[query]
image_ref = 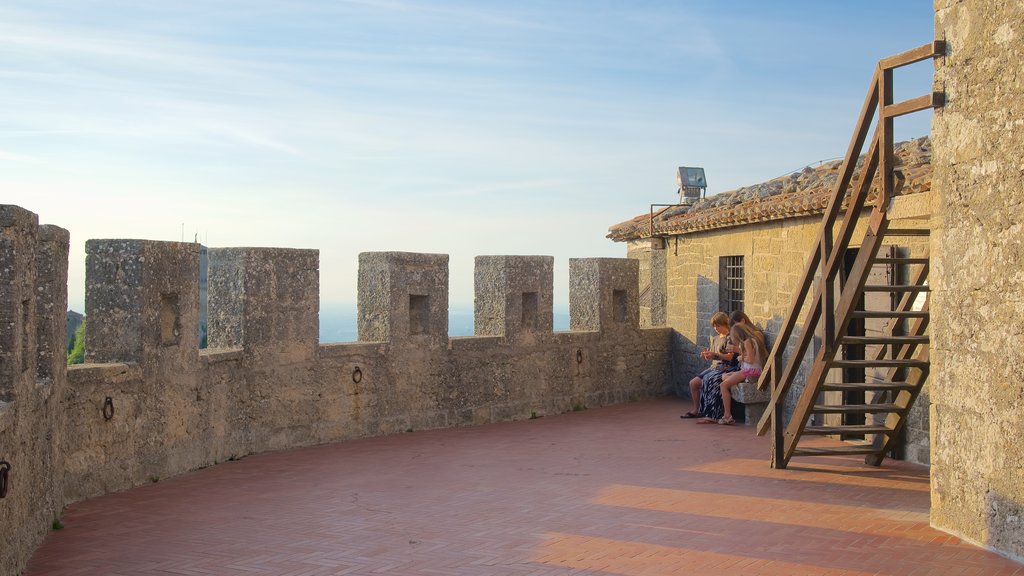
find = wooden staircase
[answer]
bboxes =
[755,42,944,469]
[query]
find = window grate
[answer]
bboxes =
[719,256,744,313]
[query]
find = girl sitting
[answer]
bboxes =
[716,322,766,425]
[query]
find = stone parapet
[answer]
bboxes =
[0,206,673,576]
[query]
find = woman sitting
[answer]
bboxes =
[681,312,734,418]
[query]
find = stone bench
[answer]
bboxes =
[732,379,770,425]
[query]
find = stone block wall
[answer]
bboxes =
[358,252,448,346]
[660,209,931,437]
[0,206,673,576]
[474,255,554,340]
[569,258,640,333]
[664,219,820,416]
[0,206,68,576]
[932,0,1024,562]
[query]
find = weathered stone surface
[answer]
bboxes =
[208,247,319,363]
[358,252,448,346]
[85,239,200,366]
[474,255,554,339]
[0,205,67,576]
[569,258,640,333]
[628,241,667,328]
[932,0,1024,561]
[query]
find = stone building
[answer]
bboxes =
[607,137,933,460]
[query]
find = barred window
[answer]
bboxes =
[719,256,744,313]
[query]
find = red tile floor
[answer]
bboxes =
[27,399,1024,575]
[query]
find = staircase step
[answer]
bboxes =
[885,228,930,236]
[831,359,928,369]
[803,424,893,435]
[873,257,929,265]
[851,310,929,319]
[821,381,918,392]
[812,403,903,414]
[839,335,929,346]
[792,445,879,457]
[862,284,930,292]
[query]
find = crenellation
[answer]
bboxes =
[35,225,70,385]
[568,258,640,333]
[358,251,449,346]
[474,255,554,339]
[0,205,68,576]
[84,240,201,366]
[208,247,320,363]
[0,205,40,403]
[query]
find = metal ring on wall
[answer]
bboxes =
[0,461,10,499]
[102,397,114,421]
[352,367,363,384]
[576,350,583,364]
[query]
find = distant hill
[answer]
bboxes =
[66,310,84,352]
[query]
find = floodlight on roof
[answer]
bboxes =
[677,166,707,205]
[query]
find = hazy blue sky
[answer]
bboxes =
[2,1,937,312]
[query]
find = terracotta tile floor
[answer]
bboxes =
[26,399,1024,576]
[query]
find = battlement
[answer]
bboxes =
[0,205,673,574]
[75,242,644,358]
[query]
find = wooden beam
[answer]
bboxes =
[879,69,895,208]
[756,289,823,435]
[884,92,945,118]
[823,138,880,292]
[879,40,944,70]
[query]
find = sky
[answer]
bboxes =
[1,0,937,313]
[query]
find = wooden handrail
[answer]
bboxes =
[878,40,945,70]
[755,69,880,396]
[755,41,944,451]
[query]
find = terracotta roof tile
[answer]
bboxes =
[607,137,932,242]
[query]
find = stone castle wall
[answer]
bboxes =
[0,206,68,576]
[932,0,1024,562]
[0,207,672,576]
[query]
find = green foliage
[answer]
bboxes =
[67,320,85,365]
[52,518,64,531]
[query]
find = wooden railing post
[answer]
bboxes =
[880,67,895,208]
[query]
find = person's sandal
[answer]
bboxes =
[717,416,735,425]
[680,411,701,419]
